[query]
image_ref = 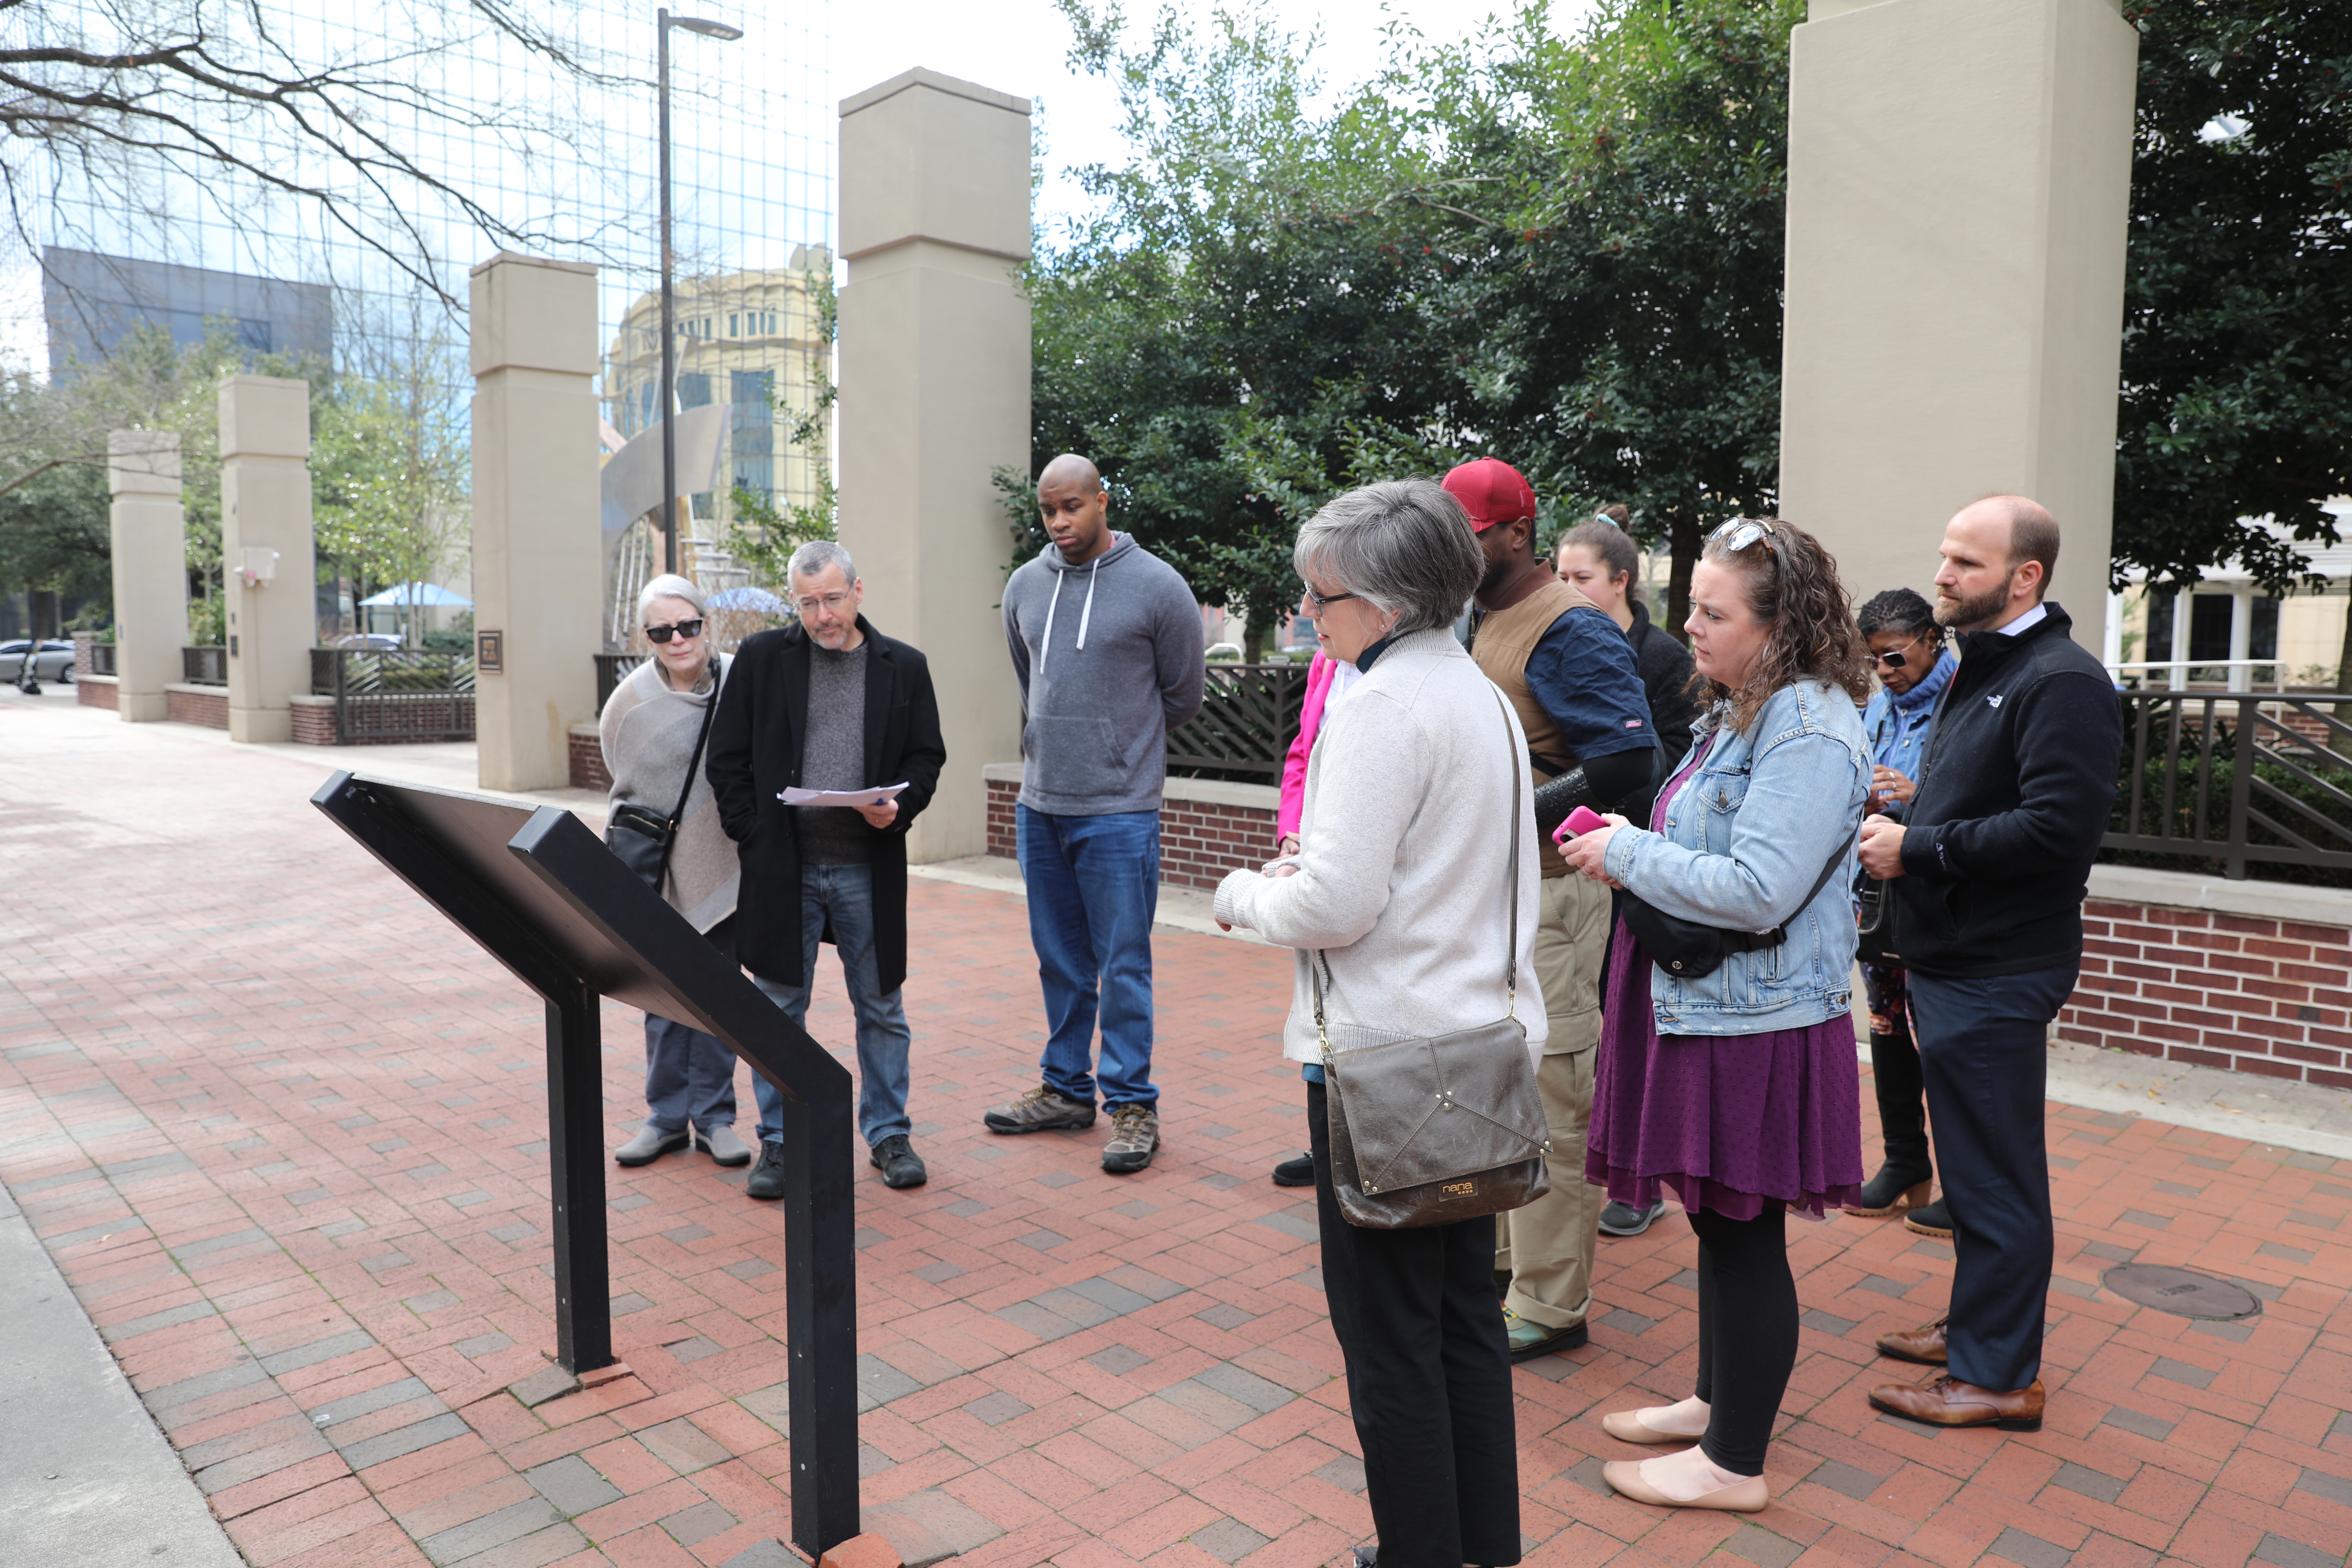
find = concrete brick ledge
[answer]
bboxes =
[978,760,1279,812]
[2087,861,2352,928]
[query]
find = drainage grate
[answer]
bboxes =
[2100,1264,2263,1321]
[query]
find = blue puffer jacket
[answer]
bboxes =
[1602,679,1870,1036]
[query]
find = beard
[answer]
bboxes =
[1935,581,2011,629]
[1477,554,1515,597]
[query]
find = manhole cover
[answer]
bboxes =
[2101,1264,2262,1321]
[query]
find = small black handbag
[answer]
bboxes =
[604,667,721,894]
[1620,841,1849,979]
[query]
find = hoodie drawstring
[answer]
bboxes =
[1037,554,1104,674]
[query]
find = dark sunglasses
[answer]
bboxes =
[644,619,704,644]
[1873,638,1935,669]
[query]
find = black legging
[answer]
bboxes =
[1688,1207,1798,1476]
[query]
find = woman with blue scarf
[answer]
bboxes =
[1850,589,1956,1230]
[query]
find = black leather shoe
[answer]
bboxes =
[1272,1154,1314,1187]
[1903,1198,1953,1238]
[745,1139,787,1201]
[869,1135,928,1189]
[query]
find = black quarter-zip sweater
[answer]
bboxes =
[1888,601,2123,977]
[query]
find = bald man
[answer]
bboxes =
[988,455,1206,1175]
[1855,495,2121,1433]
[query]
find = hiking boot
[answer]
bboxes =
[745,1139,788,1201]
[1271,1153,1314,1187]
[984,1084,1096,1134]
[1101,1104,1160,1174]
[869,1134,928,1189]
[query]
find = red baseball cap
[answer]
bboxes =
[1442,458,1537,532]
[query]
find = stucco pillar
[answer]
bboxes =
[219,374,315,743]
[106,430,186,722]
[837,69,1032,863]
[1778,0,2138,651]
[469,252,601,792]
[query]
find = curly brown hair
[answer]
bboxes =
[1693,516,1871,733]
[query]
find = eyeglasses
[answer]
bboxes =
[644,619,704,644]
[793,591,854,615]
[1710,515,1778,553]
[1301,586,1359,614]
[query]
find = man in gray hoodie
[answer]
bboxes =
[989,454,1206,1173]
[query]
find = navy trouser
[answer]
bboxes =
[1907,962,2077,1392]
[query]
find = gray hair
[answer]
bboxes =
[1293,479,1483,635]
[787,538,857,586]
[636,572,707,622]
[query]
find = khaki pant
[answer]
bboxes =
[1496,871,1611,1330]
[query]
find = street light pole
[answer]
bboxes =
[655,8,743,582]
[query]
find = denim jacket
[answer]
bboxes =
[1601,679,1870,1036]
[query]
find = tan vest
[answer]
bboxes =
[1472,576,1603,878]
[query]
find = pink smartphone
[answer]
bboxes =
[1554,806,1608,844]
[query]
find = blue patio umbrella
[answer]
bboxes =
[706,586,785,613]
[358,582,474,608]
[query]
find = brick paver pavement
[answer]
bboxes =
[3,703,2349,1568]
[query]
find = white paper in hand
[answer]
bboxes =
[777,781,910,808]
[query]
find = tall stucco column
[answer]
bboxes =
[219,374,316,743]
[837,69,1032,864]
[107,430,187,722]
[469,252,601,792]
[1778,0,2138,648]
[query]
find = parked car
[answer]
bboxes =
[2,639,74,682]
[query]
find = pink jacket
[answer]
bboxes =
[1277,651,1340,840]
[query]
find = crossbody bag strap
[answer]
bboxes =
[654,659,724,884]
[1314,683,1523,1048]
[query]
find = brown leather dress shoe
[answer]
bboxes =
[1875,1316,1949,1365]
[1868,1371,2044,1432]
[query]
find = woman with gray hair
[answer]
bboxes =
[599,572,750,1172]
[1214,479,1542,1568]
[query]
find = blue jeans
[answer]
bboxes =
[1909,960,2078,1391]
[1016,803,1159,1110]
[750,863,914,1149]
[645,917,739,1135]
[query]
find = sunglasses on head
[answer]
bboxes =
[1710,515,1778,554]
[644,618,704,644]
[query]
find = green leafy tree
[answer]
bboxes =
[2112,0,2352,683]
[726,259,839,584]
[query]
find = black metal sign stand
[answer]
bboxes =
[313,771,858,1558]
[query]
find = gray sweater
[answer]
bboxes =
[1003,534,1206,816]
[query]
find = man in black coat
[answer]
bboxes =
[1856,495,2122,1434]
[708,540,947,1194]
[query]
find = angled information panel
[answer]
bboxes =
[311,771,857,1557]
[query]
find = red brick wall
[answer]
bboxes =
[167,686,227,729]
[2060,899,2352,1090]
[78,677,117,711]
[571,727,611,792]
[983,778,1279,891]
[290,699,336,746]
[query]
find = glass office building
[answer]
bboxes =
[14,0,832,635]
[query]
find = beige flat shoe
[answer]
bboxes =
[1602,1459,1769,1512]
[1601,1409,1706,1445]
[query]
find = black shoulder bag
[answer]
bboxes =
[605,663,722,894]
[1621,838,1850,979]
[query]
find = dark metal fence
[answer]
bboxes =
[1167,662,1312,783]
[311,648,476,743]
[182,645,227,685]
[595,652,646,712]
[2106,691,2352,881]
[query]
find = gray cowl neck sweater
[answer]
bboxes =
[1001,532,1207,816]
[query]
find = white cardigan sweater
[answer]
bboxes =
[1212,628,1548,1070]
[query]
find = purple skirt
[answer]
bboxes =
[1586,916,1865,1221]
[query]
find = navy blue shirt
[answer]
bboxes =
[1524,606,1656,765]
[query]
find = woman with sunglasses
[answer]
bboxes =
[599,573,750,1173]
[1559,515,1869,1513]
[1849,589,1957,1228]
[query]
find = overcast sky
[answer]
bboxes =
[831,0,1600,228]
